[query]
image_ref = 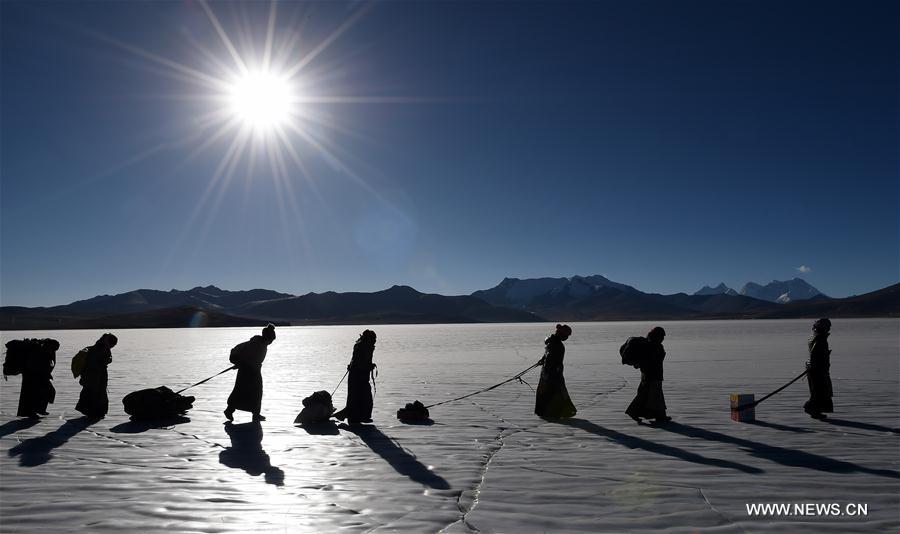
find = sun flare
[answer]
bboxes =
[227,71,295,132]
[88,0,385,261]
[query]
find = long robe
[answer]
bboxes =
[804,332,833,414]
[75,344,112,418]
[335,341,375,423]
[227,336,268,414]
[626,340,667,420]
[17,345,56,417]
[534,335,576,419]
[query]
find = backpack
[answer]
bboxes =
[3,339,37,376]
[619,336,649,368]
[229,340,253,366]
[71,348,90,378]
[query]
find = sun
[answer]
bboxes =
[227,70,295,132]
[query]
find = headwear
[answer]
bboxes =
[100,333,118,347]
[555,324,572,336]
[359,329,377,343]
[813,318,831,333]
[648,326,666,341]
[262,323,276,340]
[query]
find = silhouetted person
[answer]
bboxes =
[534,324,576,419]
[626,326,671,424]
[75,333,117,419]
[225,324,275,422]
[804,318,833,419]
[334,330,377,425]
[17,339,59,418]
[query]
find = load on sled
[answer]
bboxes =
[123,386,195,420]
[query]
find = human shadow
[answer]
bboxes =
[109,416,191,434]
[657,422,900,479]
[557,418,762,474]
[296,420,340,435]
[340,423,451,489]
[7,417,95,467]
[825,418,900,435]
[218,421,284,486]
[746,420,814,434]
[0,417,41,439]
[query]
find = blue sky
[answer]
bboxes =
[1,1,897,306]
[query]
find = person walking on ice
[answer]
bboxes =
[625,326,671,424]
[333,330,377,425]
[804,318,833,420]
[225,324,276,422]
[534,324,577,419]
[74,333,117,419]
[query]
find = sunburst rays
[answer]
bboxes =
[73,0,391,272]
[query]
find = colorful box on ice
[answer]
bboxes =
[730,393,755,422]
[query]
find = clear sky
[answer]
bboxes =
[1,0,897,307]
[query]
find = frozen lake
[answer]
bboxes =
[1,319,898,532]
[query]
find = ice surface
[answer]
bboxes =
[1,319,897,532]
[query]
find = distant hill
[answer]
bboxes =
[234,285,542,324]
[532,286,698,321]
[59,286,293,316]
[0,278,895,330]
[0,306,285,331]
[694,283,738,296]
[739,278,823,303]
[472,275,641,309]
[756,283,899,318]
[472,275,895,320]
[472,275,780,320]
[0,285,542,329]
[653,292,779,316]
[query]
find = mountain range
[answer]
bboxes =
[0,277,896,330]
[694,283,739,297]
[693,278,824,303]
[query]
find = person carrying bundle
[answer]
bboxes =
[625,326,671,424]
[224,324,276,422]
[5,338,59,418]
[534,324,576,419]
[804,318,833,419]
[74,333,117,419]
[333,330,377,425]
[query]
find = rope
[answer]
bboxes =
[174,366,236,395]
[330,369,349,397]
[517,375,535,392]
[734,369,808,411]
[425,362,542,409]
